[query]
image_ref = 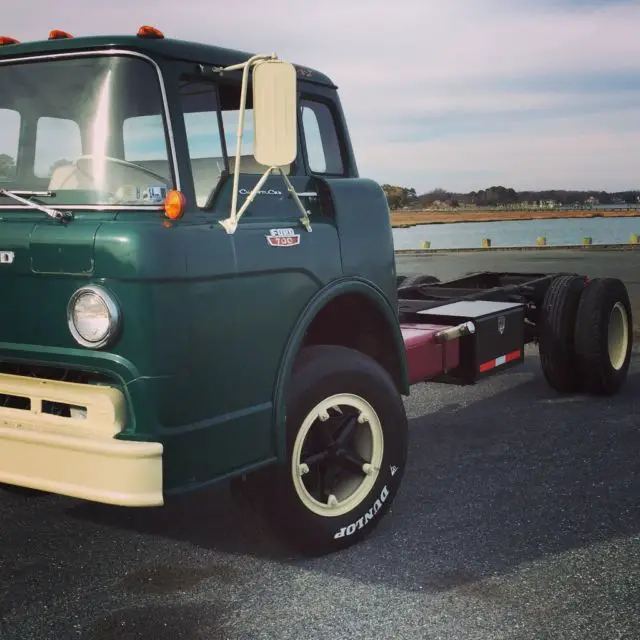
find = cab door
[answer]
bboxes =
[209,88,352,445]
[212,171,342,439]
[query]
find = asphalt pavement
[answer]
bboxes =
[1,248,639,639]
[1,348,639,640]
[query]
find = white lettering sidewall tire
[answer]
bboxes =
[267,344,408,556]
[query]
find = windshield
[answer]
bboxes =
[0,54,173,207]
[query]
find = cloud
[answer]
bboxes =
[3,0,640,192]
[362,109,640,192]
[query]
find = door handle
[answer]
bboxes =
[294,192,318,198]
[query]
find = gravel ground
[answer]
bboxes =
[1,346,638,640]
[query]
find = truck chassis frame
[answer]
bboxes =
[398,270,564,340]
[395,270,630,393]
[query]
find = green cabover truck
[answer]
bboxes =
[0,26,633,555]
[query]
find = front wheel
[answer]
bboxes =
[266,345,408,555]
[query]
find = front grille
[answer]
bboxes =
[0,392,30,411]
[0,361,120,420]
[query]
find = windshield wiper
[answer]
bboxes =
[0,189,73,222]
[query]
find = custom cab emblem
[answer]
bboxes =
[266,228,300,247]
[0,251,15,264]
[239,188,283,196]
[497,315,506,335]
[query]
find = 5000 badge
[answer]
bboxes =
[266,228,300,247]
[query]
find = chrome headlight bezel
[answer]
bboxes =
[67,285,121,349]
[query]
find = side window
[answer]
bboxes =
[300,99,344,175]
[123,115,166,161]
[122,114,171,181]
[34,117,82,179]
[220,109,254,158]
[0,108,20,181]
[179,79,225,207]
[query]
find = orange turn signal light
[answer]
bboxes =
[137,25,164,39]
[0,36,19,45]
[163,190,186,220]
[48,29,73,40]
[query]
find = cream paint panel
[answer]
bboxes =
[0,426,163,506]
[0,373,163,506]
[0,372,126,437]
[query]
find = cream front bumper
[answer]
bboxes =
[0,372,163,507]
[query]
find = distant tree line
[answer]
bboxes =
[382,183,640,210]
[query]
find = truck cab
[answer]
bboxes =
[0,27,409,554]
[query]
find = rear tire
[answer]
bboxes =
[265,345,408,556]
[538,275,586,392]
[573,277,633,395]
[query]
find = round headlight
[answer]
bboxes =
[67,285,120,348]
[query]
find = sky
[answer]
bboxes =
[3,0,640,194]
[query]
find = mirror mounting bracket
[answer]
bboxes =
[212,54,276,234]
[212,53,306,235]
[218,166,312,235]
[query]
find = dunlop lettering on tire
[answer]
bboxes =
[334,484,390,539]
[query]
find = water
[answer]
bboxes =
[392,216,640,250]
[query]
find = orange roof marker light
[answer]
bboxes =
[163,190,186,220]
[48,29,73,40]
[137,25,165,39]
[0,36,20,45]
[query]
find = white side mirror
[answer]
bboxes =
[252,59,297,167]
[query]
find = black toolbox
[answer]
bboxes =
[418,299,526,384]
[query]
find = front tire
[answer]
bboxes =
[267,345,408,556]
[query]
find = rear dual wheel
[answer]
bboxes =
[539,275,633,395]
[538,275,585,392]
[574,277,633,395]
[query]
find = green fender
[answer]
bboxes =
[271,277,409,460]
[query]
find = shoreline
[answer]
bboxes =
[391,208,640,227]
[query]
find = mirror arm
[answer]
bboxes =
[212,54,276,75]
[278,168,312,232]
[215,54,301,234]
[218,166,312,235]
[214,54,277,234]
[219,167,274,233]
